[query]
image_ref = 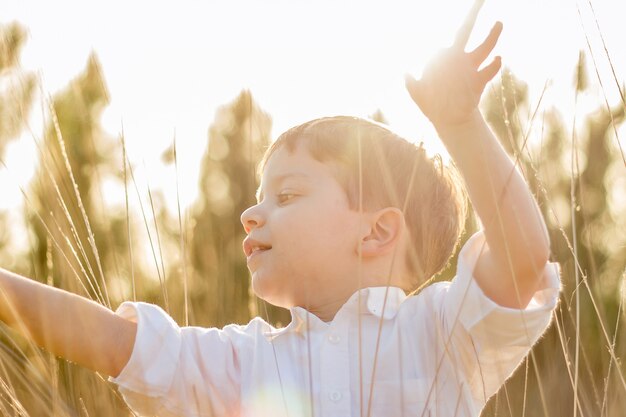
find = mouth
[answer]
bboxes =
[243,237,272,258]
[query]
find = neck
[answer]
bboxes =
[305,299,347,322]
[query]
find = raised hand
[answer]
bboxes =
[405,0,502,130]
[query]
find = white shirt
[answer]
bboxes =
[110,232,560,417]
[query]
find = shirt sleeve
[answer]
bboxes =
[439,231,560,402]
[109,302,241,417]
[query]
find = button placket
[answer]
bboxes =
[319,317,350,416]
[329,390,342,402]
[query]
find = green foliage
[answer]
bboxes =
[0,22,623,415]
[0,22,36,156]
[28,54,112,295]
[186,90,284,327]
[480,58,626,417]
[0,22,36,269]
[12,52,134,415]
[575,50,589,93]
[0,22,27,72]
[369,109,388,124]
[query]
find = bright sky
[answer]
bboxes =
[1,0,624,212]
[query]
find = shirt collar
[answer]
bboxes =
[263,286,407,341]
[358,286,407,319]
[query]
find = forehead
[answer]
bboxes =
[256,144,337,200]
[257,146,312,195]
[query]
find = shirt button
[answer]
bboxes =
[328,334,340,344]
[329,391,342,402]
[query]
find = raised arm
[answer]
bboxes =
[405,1,550,308]
[0,268,136,377]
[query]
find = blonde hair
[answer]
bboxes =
[261,116,467,290]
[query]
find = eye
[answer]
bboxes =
[277,192,297,204]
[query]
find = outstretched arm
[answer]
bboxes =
[0,268,136,377]
[405,1,551,308]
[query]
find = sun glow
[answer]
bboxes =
[2,0,624,213]
[0,2,625,416]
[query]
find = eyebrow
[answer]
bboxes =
[256,172,310,202]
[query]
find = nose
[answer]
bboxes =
[240,203,265,234]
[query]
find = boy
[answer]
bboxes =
[0,3,559,417]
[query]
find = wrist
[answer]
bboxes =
[434,110,486,143]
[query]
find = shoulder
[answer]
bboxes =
[401,280,452,311]
[217,316,277,342]
[115,301,275,347]
[395,281,452,328]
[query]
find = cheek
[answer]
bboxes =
[272,198,360,260]
[299,210,359,256]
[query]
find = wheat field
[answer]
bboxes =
[0,1,625,416]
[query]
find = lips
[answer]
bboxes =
[243,237,272,258]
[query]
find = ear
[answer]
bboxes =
[360,207,406,258]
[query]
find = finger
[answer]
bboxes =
[404,74,427,109]
[475,56,502,91]
[453,0,486,51]
[468,21,503,67]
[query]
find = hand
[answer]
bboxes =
[405,0,503,130]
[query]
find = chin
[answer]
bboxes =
[251,274,292,308]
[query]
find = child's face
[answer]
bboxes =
[241,143,365,308]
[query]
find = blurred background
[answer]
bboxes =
[0,0,624,415]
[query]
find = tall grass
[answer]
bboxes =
[0,1,625,416]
